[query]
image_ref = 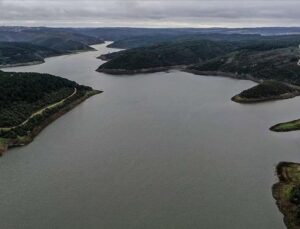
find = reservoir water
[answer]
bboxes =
[1,42,300,229]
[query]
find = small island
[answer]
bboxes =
[0,71,101,155]
[273,162,300,229]
[232,81,300,103]
[270,119,300,132]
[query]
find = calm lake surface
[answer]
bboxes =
[1,42,300,229]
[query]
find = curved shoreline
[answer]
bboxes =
[0,60,45,69]
[0,90,102,156]
[97,66,173,75]
[184,69,262,82]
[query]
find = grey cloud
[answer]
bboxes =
[0,0,300,27]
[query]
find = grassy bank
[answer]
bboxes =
[270,119,300,132]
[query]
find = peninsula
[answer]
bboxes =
[231,81,300,103]
[0,70,101,155]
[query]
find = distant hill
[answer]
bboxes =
[0,27,103,45]
[71,27,300,41]
[108,33,300,49]
[0,42,63,67]
[0,27,104,67]
[3,26,300,44]
[97,39,237,74]
[107,33,263,49]
[32,37,95,53]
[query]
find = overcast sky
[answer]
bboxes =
[0,0,299,28]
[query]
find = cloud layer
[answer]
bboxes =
[0,0,299,27]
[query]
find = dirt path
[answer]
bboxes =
[0,88,77,131]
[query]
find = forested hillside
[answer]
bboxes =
[189,47,300,85]
[0,27,104,67]
[0,71,91,128]
[97,39,237,73]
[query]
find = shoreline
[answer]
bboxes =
[270,119,300,132]
[183,69,262,83]
[0,90,102,156]
[0,60,45,69]
[97,66,260,82]
[97,66,171,75]
[97,65,300,104]
[185,69,300,105]
[97,65,188,75]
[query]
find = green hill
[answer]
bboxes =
[0,38,95,67]
[189,47,300,85]
[0,27,104,67]
[97,40,237,74]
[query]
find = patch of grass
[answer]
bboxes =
[0,138,7,145]
[0,137,8,153]
[283,184,295,200]
[273,163,300,229]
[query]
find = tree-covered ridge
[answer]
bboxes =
[108,33,300,49]
[0,38,96,67]
[0,27,103,45]
[190,47,300,85]
[98,39,237,71]
[32,37,95,53]
[0,27,105,67]
[0,42,63,66]
[98,34,300,74]
[0,70,92,127]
